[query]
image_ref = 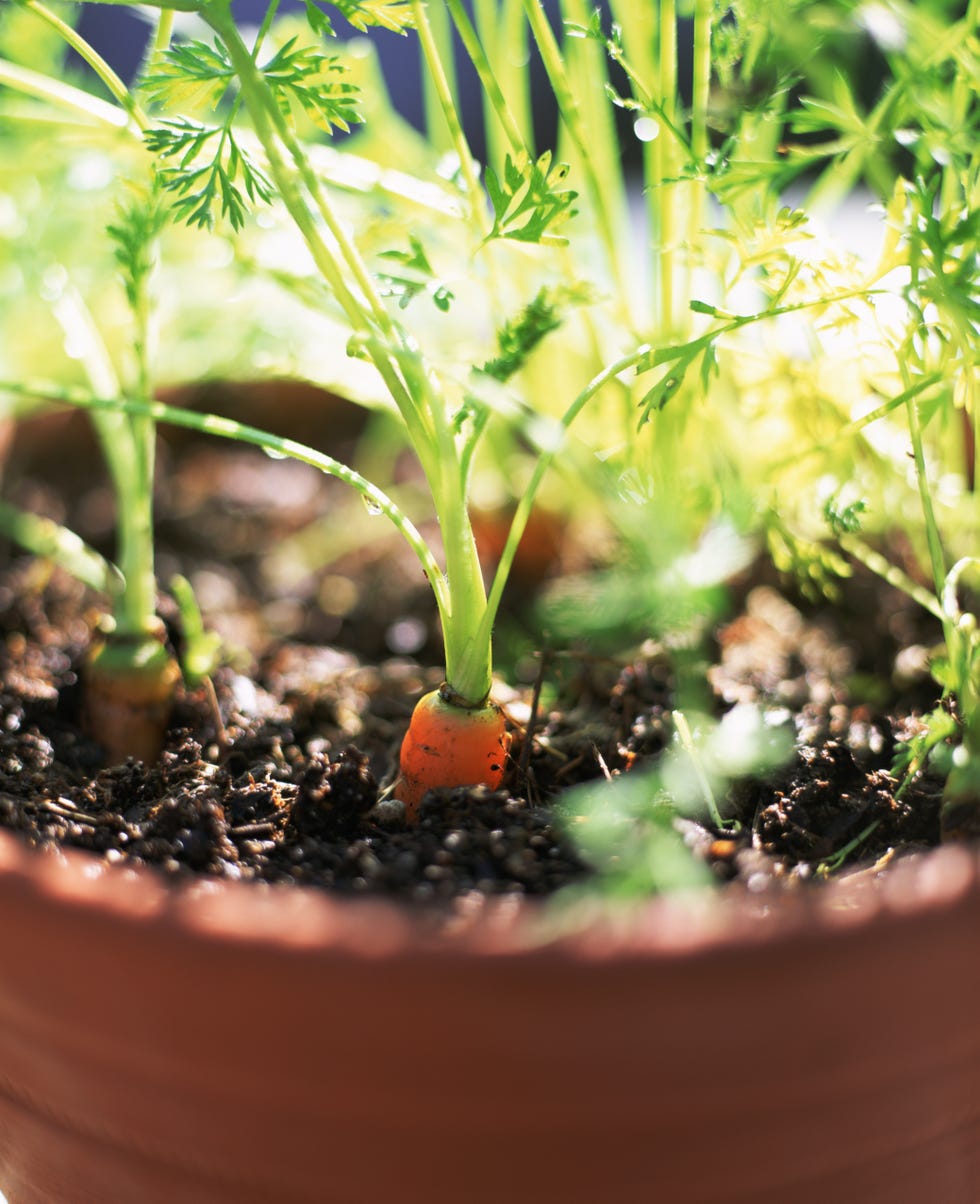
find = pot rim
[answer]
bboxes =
[0,823,975,963]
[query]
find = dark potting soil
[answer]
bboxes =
[0,550,947,909]
[0,409,952,906]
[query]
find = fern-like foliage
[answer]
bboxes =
[482,285,592,382]
[143,32,361,230]
[484,151,578,245]
[304,0,415,37]
[376,237,454,311]
[141,38,236,111]
[106,184,168,310]
[260,37,362,133]
[144,118,273,231]
[766,512,853,603]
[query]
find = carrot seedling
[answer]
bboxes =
[15,0,972,830]
[0,9,179,765]
[130,0,662,811]
[62,0,793,811]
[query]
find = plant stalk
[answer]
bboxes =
[22,0,148,128]
[523,0,625,300]
[412,0,487,234]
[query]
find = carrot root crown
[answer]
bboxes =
[83,628,180,767]
[394,687,511,820]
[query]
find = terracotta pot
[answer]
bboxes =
[0,827,978,1204]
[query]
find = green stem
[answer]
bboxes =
[49,283,130,478]
[475,343,653,657]
[0,57,131,128]
[412,0,487,233]
[437,472,491,705]
[903,218,949,630]
[657,0,677,334]
[523,0,624,299]
[23,0,147,129]
[204,4,427,450]
[0,380,451,631]
[153,10,175,55]
[501,0,533,155]
[134,8,176,81]
[212,17,368,327]
[0,500,118,595]
[113,439,158,637]
[123,196,161,639]
[419,0,458,153]
[672,710,726,829]
[608,0,661,327]
[904,377,948,614]
[204,4,496,696]
[560,0,629,268]
[687,0,712,320]
[206,6,399,342]
[367,350,488,702]
[48,283,158,637]
[450,0,526,162]
[838,535,945,623]
[253,0,282,53]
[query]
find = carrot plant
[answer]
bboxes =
[0,3,186,764]
[733,0,980,839]
[522,0,979,877]
[846,169,980,838]
[84,184,194,765]
[158,0,806,811]
[104,0,734,807]
[4,0,974,839]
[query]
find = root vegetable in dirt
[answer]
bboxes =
[395,686,510,820]
[79,188,182,765]
[134,0,661,809]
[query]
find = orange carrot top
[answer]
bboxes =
[395,686,511,820]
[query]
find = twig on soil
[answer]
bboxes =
[518,646,550,788]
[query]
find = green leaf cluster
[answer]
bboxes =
[376,237,454,311]
[106,184,168,310]
[822,494,868,538]
[142,31,362,231]
[261,38,362,133]
[561,704,790,900]
[304,0,416,38]
[482,285,591,383]
[144,117,273,230]
[766,513,853,604]
[484,151,578,245]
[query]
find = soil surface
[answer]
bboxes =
[0,405,951,909]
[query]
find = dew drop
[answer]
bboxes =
[633,116,659,143]
[363,495,383,516]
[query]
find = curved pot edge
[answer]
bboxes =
[1,824,976,963]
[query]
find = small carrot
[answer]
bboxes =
[84,628,181,767]
[394,685,511,820]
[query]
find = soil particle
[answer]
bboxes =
[288,748,377,837]
[753,739,934,863]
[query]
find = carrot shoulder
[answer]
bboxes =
[395,687,511,820]
[84,631,180,767]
